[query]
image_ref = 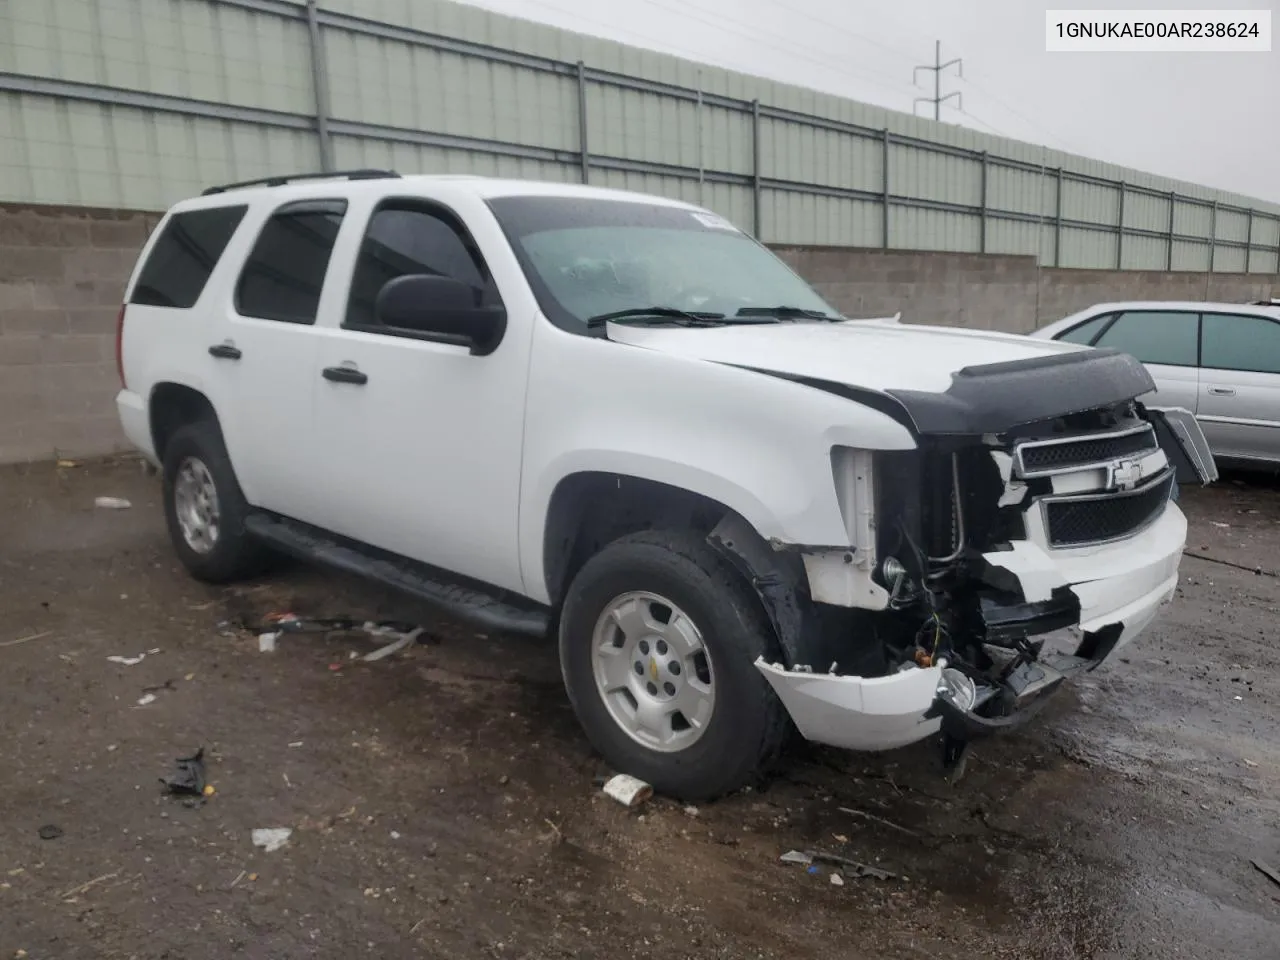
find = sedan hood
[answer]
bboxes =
[605,318,1157,435]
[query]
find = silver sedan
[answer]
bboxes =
[1030,300,1280,467]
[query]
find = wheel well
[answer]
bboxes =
[543,473,733,606]
[150,383,218,461]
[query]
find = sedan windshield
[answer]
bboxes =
[485,196,840,332]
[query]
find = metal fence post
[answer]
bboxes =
[1053,168,1063,268]
[1167,192,1176,271]
[882,129,891,249]
[1116,181,1125,270]
[1209,199,1218,273]
[979,151,988,255]
[1245,208,1254,273]
[576,61,589,184]
[751,99,762,239]
[304,0,333,172]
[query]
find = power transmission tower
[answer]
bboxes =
[913,40,963,121]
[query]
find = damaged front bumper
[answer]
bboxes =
[756,503,1185,754]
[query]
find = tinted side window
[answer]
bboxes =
[1056,312,1113,345]
[1093,310,1198,367]
[130,206,247,308]
[1201,313,1280,375]
[346,204,498,329]
[236,200,347,325]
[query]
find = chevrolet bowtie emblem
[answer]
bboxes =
[1109,458,1142,492]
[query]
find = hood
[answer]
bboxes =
[604,319,1085,394]
[605,319,1156,436]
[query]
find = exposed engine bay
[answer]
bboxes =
[740,383,1215,775]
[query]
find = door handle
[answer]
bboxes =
[208,343,241,360]
[1208,386,1236,397]
[322,365,368,385]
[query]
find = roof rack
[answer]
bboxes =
[201,169,401,197]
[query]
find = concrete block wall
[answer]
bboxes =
[775,247,1278,332]
[0,206,1276,465]
[0,203,160,464]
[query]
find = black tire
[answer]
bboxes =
[558,529,790,802]
[161,419,268,584]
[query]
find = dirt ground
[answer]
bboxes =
[1,460,1278,960]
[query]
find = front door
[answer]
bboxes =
[1197,311,1280,463]
[1090,309,1201,411]
[309,196,531,595]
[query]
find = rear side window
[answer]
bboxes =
[1093,310,1199,367]
[1056,312,1112,345]
[1201,313,1280,375]
[130,206,247,308]
[236,199,347,325]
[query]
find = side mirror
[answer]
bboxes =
[374,274,507,356]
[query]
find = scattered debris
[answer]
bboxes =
[160,748,207,796]
[141,680,175,694]
[203,784,216,798]
[94,496,132,510]
[252,827,293,853]
[38,824,63,840]
[1243,758,1259,768]
[0,631,54,649]
[288,741,303,748]
[838,805,921,838]
[390,831,402,840]
[362,627,424,662]
[780,848,897,881]
[258,632,277,653]
[601,773,653,809]
[56,459,78,468]
[1211,522,1230,529]
[1253,860,1280,890]
[682,805,700,818]
[107,654,147,666]
[830,872,845,887]
[136,693,157,707]
[60,872,119,900]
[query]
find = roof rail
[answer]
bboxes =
[201,169,401,197]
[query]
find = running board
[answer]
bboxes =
[244,513,550,637]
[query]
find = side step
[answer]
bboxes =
[244,513,550,638]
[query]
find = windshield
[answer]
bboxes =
[485,196,839,331]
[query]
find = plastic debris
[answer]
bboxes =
[830,872,845,887]
[38,824,63,840]
[601,773,653,809]
[56,459,78,468]
[95,497,132,510]
[107,654,146,666]
[362,627,424,662]
[258,632,278,653]
[252,827,293,853]
[136,693,157,707]
[780,848,897,881]
[160,748,207,796]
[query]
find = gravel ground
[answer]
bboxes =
[1,459,1278,960]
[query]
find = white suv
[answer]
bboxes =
[115,171,1215,800]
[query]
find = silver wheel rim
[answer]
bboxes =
[591,591,716,753]
[173,456,221,555]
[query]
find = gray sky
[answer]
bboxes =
[458,0,1280,204]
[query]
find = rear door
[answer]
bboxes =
[1088,309,1201,411]
[215,198,347,523]
[1197,312,1280,463]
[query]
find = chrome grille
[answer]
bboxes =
[1016,425,1159,477]
[1042,470,1175,548]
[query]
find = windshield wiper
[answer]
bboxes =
[585,307,727,329]
[735,306,840,321]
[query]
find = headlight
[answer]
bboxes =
[936,667,977,713]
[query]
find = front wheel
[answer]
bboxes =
[558,529,790,802]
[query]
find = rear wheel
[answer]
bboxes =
[559,529,790,801]
[161,420,268,583]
